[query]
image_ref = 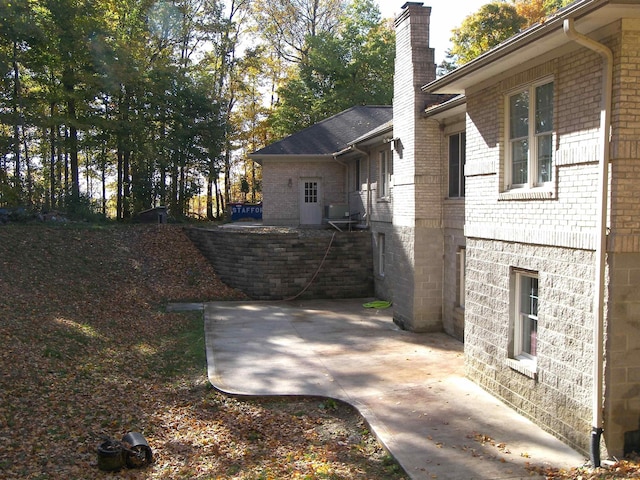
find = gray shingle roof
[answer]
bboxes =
[252,106,392,156]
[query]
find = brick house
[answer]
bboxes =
[424,0,640,461]
[251,3,465,339]
[252,0,640,462]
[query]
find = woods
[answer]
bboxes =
[0,0,394,220]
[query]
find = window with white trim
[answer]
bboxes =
[354,159,361,191]
[511,271,538,373]
[448,132,465,198]
[507,80,554,189]
[378,149,391,199]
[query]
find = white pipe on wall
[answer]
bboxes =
[563,17,613,467]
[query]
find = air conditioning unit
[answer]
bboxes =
[325,204,349,219]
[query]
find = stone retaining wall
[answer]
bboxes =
[185,226,374,300]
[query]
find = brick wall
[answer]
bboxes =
[185,227,373,300]
[604,19,640,457]
[261,159,346,226]
[389,3,448,332]
[463,23,640,456]
[465,238,595,452]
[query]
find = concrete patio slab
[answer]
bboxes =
[204,298,586,480]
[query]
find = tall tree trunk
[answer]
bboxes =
[22,129,32,207]
[49,103,57,209]
[206,171,214,220]
[12,41,21,195]
[101,143,107,217]
[64,128,69,206]
[123,149,130,219]
[117,147,123,220]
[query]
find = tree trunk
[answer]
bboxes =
[12,42,21,196]
[50,103,57,209]
[117,147,123,220]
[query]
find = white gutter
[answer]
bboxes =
[563,17,612,468]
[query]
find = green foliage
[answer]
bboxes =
[445,2,526,68]
[440,0,575,74]
[269,0,394,137]
[0,0,233,220]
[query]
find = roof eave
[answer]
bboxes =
[248,154,336,165]
[423,0,615,94]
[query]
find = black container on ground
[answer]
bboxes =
[122,431,153,468]
[97,439,124,471]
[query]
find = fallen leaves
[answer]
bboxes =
[0,223,406,479]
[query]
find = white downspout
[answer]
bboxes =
[563,18,612,468]
[351,146,371,228]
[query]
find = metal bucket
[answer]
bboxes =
[97,439,124,471]
[122,431,153,468]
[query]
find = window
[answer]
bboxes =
[378,149,391,199]
[354,159,361,191]
[378,233,386,276]
[510,271,538,374]
[507,80,553,189]
[448,132,465,198]
[304,181,318,204]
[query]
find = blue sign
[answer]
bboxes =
[230,203,262,221]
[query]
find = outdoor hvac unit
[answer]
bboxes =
[325,204,349,219]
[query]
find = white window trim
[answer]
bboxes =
[448,132,466,198]
[378,149,391,200]
[503,76,555,195]
[507,270,538,378]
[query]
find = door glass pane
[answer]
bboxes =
[305,182,318,203]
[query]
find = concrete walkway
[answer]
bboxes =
[203,298,586,480]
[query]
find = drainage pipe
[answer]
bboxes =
[563,18,612,468]
[350,145,372,228]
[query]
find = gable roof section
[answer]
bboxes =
[250,106,393,159]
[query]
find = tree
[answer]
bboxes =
[444,2,526,69]
[252,0,343,64]
[439,0,576,75]
[269,0,394,137]
[514,0,574,26]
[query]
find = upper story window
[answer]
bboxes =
[448,132,465,198]
[378,149,392,199]
[507,80,554,190]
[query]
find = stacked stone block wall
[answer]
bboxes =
[185,227,373,300]
[465,238,595,453]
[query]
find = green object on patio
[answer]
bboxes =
[363,300,392,309]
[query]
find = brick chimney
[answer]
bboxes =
[391,2,443,332]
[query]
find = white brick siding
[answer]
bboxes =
[464,21,640,456]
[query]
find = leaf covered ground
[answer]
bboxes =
[0,223,407,479]
[2,223,639,480]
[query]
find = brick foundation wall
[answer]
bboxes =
[464,238,595,453]
[185,227,374,300]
